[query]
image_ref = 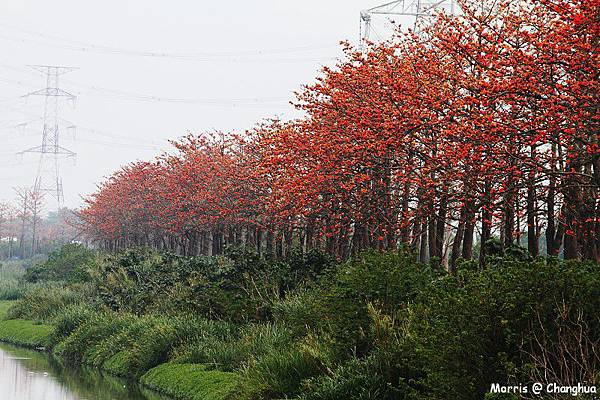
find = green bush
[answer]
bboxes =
[300,356,389,400]
[299,303,423,400]
[54,309,234,378]
[272,289,321,337]
[7,283,91,322]
[289,251,435,360]
[170,320,237,367]
[174,323,293,373]
[24,243,95,283]
[53,311,136,363]
[0,261,30,300]
[86,246,332,321]
[242,345,326,399]
[3,246,598,400]
[0,301,13,319]
[50,304,97,346]
[99,315,179,377]
[0,280,27,300]
[402,258,600,400]
[292,253,600,400]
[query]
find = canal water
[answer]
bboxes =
[0,342,169,400]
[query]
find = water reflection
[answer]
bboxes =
[0,343,168,400]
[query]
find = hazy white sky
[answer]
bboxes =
[0,0,413,209]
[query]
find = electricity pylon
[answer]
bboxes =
[359,0,458,48]
[18,65,77,208]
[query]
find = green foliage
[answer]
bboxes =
[300,356,390,400]
[3,248,599,400]
[482,238,533,263]
[241,344,326,400]
[272,288,321,338]
[7,282,91,322]
[288,253,600,400]
[87,246,332,321]
[50,304,97,347]
[53,311,135,363]
[141,363,239,400]
[95,315,181,377]
[299,304,423,400]
[170,322,237,368]
[402,257,600,399]
[174,323,294,372]
[52,308,237,378]
[0,261,33,300]
[0,300,13,319]
[24,243,95,283]
[0,280,29,300]
[291,251,434,359]
[224,246,334,294]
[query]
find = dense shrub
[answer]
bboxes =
[54,311,136,363]
[52,308,239,378]
[299,304,424,400]
[50,304,97,347]
[6,245,600,400]
[286,254,600,400]
[301,356,392,400]
[0,280,28,300]
[0,261,32,300]
[402,258,600,400]
[224,246,334,295]
[24,243,95,283]
[7,283,91,322]
[174,323,294,372]
[242,345,326,399]
[99,315,179,377]
[284,251,435,360]
[99,315,231,378]
[272,288,322,338]
[87,246,332,321]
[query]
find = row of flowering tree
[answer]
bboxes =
[81,0,599,266]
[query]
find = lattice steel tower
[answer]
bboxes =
[18,65,77,208]
[360,0,458,47]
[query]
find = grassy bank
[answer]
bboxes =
[0,299,238,399]
[0,300,54,348]
[0,319,53,348]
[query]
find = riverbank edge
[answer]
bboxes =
[0,301,239,400]
[0,318,53,348]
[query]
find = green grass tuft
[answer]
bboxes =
[141,363,240,400]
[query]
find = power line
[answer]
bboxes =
[0,66,293,107]
[71,125,168,146]
[0,83,175,149]
[61,136,164,151]
[64,78,292,105]
[0,22,338,63]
